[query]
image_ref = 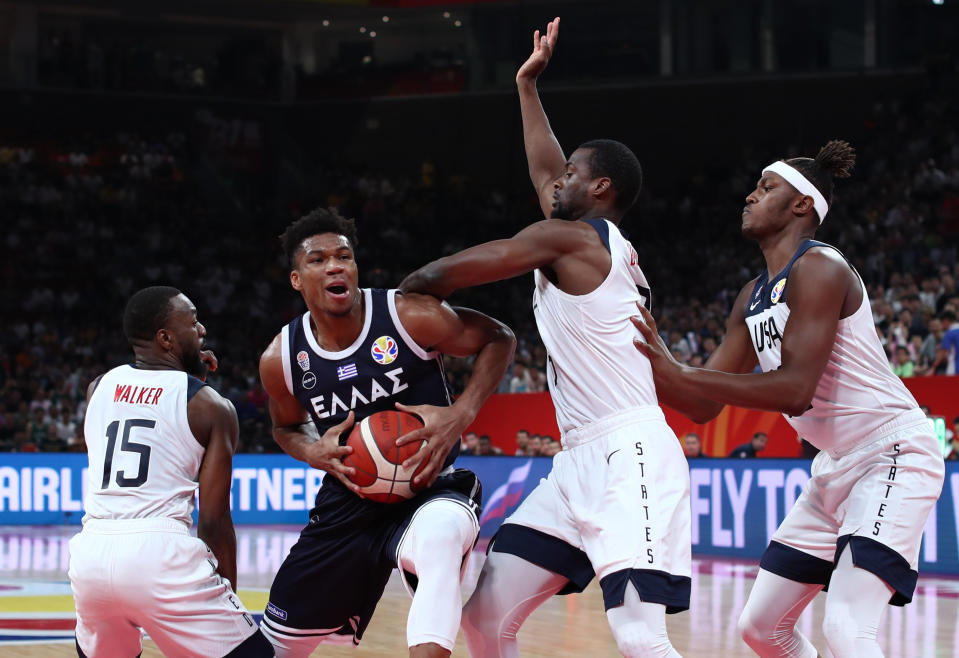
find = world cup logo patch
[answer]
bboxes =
[296,350,311,372]
[770,279,786,304]
[371,336,399,365]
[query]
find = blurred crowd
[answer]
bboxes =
[1,87,958,455]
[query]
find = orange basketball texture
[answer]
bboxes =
[343,410,428,503]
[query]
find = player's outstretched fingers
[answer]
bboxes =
[200,349,219,373]
[393,403,426,447]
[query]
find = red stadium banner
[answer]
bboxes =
[468,377,958,458]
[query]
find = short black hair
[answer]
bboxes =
[280,207,359,270]
[784,140,856,216]
[123,286,181,344]
[578,139,643,212]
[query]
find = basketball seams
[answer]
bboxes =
[346,410,427,503]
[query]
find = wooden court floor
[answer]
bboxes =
[1,525,957,657]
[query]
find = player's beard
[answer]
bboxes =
[183,346,207,379]
[550,201,574,220]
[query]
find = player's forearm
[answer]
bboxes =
[656,386,725,425]
[517,79,567,197]
[272,425,318,464]
[674,366,815,418]
[197,515,238,590]
[452,327,517,424]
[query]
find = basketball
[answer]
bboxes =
[343,410,428,503]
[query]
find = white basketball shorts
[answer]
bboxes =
[69,517,259,657]
[496,406,691,611]
[763,412,945,604]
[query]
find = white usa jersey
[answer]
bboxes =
[744,240,921,454]
[82,365,206,526]
[533,218,657,436]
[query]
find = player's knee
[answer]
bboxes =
[408,503,475,568]
[821,602,858,657]
[737,605,771,649]
[610,621,671,658]
[462,588,515,644]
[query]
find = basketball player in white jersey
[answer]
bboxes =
[632,141,945,657]
[69,286,273,657]
[400,18,690,657]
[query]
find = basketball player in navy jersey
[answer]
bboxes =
[258,208,515,657]
[401,18,690,658]
[632,141,945,657]
[69,286,273,657]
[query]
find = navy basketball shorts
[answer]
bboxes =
[262,468,481,646]
[760,416,945,605]
[491,406,692,613]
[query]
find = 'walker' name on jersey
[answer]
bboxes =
[112,385,164,405]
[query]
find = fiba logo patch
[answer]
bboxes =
[371,336,399,365]
[302,372,317,390]
[770,279,786,304]
[296,350,311,372]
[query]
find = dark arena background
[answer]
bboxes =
[1,0,959,655]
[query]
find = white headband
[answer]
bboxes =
[762,161,828,223]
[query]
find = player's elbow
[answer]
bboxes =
[399,264,449,298]
[687,406,721,425]
[197,513,234,546]
[782,389,816,417]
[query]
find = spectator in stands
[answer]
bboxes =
[54,406,78,444]
[514,429,530,456]
[681,432,708,458]
[891,346,916,378]
[729,432,768,459]
[525,434,542,456]
[476,434,502,456]
[930,309,959,375]
[461,431,479,455]
[508,363,533,393]
[26,408,53,450]
[541,436,560,457]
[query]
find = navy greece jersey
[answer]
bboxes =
[280,288,458,467]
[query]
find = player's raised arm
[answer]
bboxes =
[258,333,360,493]
[189,387,241,590]
[399,219,577,299]
[394,295,516,486]
[516,17,568,218]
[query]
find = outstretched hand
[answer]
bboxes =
[394,402,468,489]
[516,17,560,83]
[305,411,361,494]
[630,304,684,383]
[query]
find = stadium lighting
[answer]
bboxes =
[370,31,377,38]
[382,16,390,23]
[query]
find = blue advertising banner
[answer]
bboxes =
[1,454,956,575]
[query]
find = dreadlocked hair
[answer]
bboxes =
[784,139,856,205]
